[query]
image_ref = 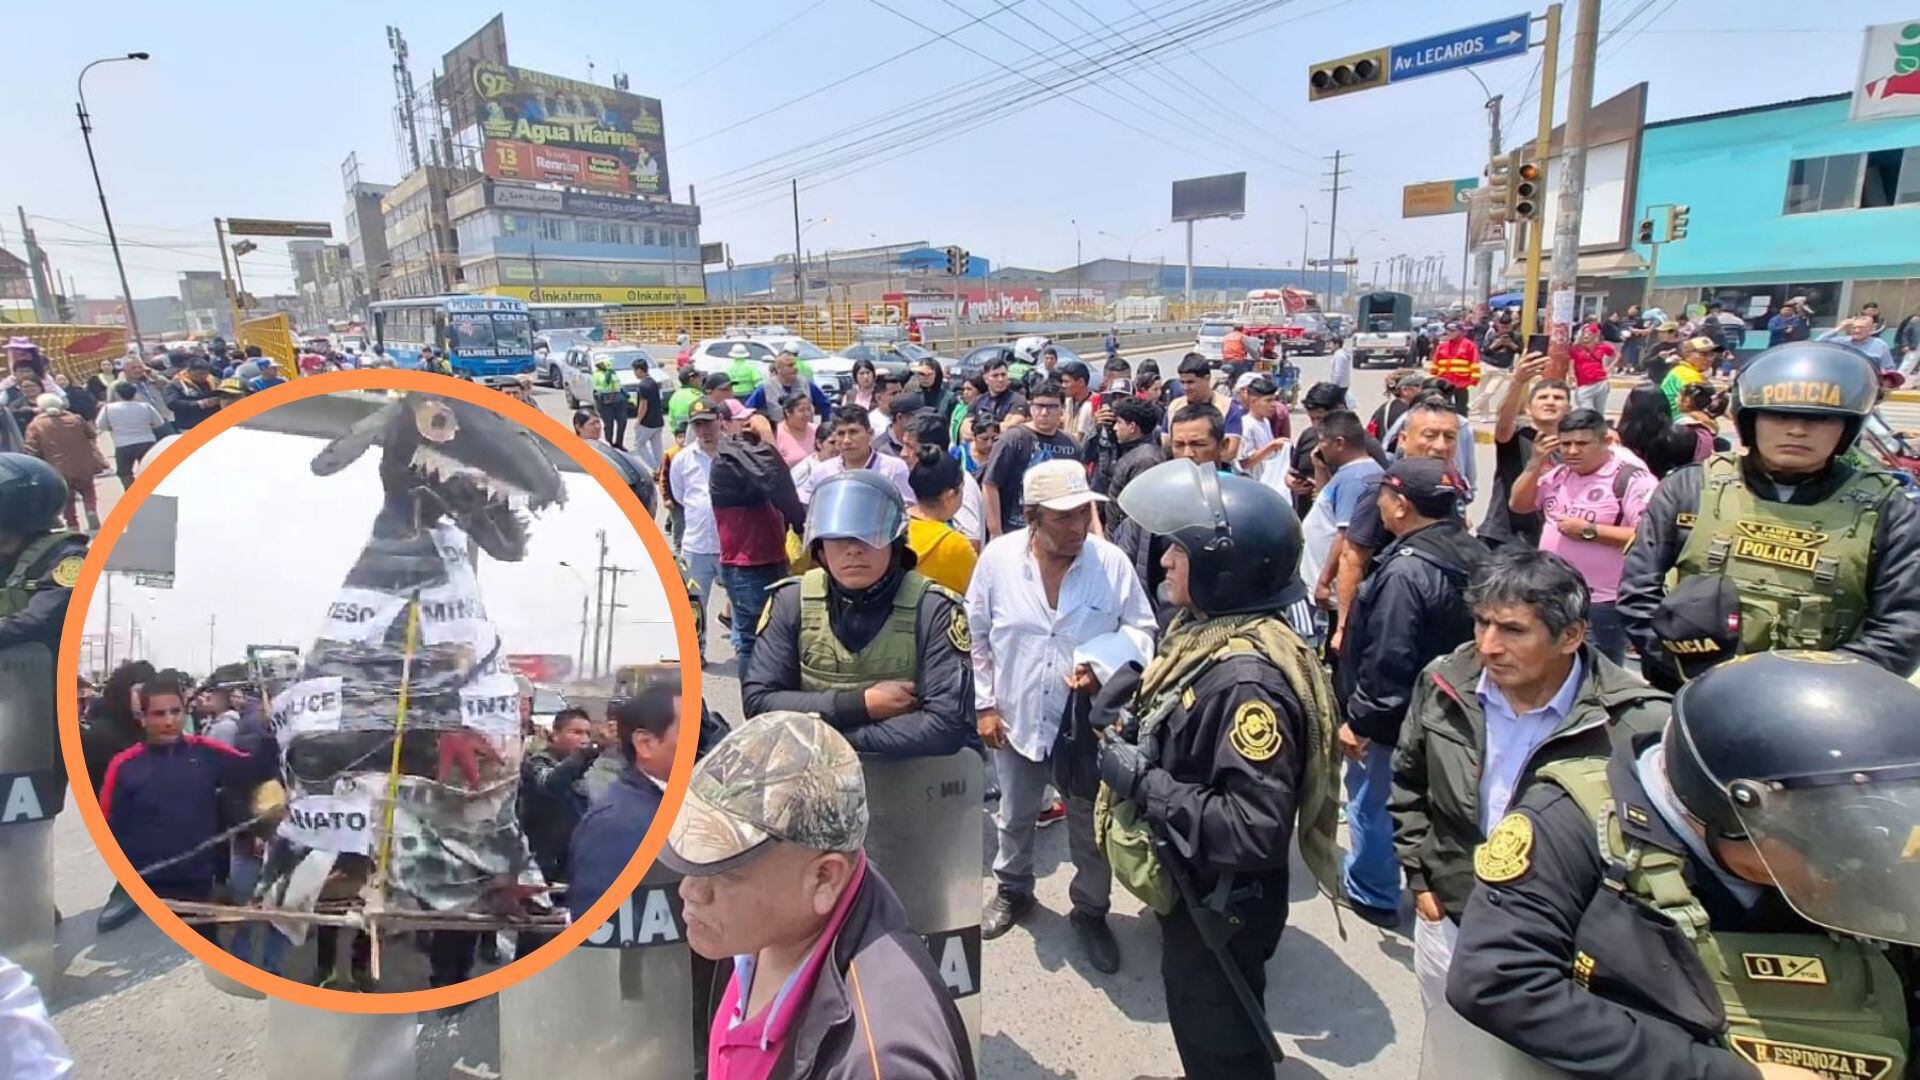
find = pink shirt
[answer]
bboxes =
[708,853,869,1080]
[774,422,815,467]
[1536,455,1657,603]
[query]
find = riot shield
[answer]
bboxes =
[0,642,60,992]
[859,751,985,1054]
[263,998,417,1080]
[1419,996,1572,1080]
[498,862,705,1078]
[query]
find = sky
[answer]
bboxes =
[4,1,1907,303]
[79,420,676,675]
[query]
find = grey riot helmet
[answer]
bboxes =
[804,470,908,552]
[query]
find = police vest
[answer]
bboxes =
[591,368,622,398]
[1,531,86,618]
[1538,758,1910,1080]
[795,568,934,692]
[1675,453,1895,654]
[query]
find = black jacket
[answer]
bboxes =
[1337,520,1487,745]
[1618,456,1920,679]
[519,747,595,883]
[1098,438,1167,587]
[565,762,663,921]
[742,572,975,759]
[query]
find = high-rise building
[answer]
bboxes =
[448,179,704,306]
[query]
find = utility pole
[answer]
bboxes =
[18,207,54,322]
[602,566,634,675]
[576,593,588,679]
[591,529,608,679]
[1547,0,1601,370]
[791,179,804,304]
[1324,150,1345,307]
[1519,3,1563,349]
[1476,95,1503,303]
[77,54,149,353]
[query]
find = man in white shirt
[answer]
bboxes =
[1327,334,1353,398]
[967,461,1156,973]
[668,398,726,647]
[797,404,915,506]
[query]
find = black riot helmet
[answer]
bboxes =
[1664,651,1920,947]
[585,440,658,516]
[0,453,68,539]
[1117,459,1304,616]
[1730,341,1879,454]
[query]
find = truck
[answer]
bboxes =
[1236,288,1329,356]
[1350,292,1416,369]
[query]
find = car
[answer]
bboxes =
[689,336,856,400]
[1282,313,1331,356]
[837,342,931,382]
[529,685,571,734]
[557,344,657,409]
[947,340,1085,384]
[1194,322,1234,362]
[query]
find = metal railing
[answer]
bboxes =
[7,324,129,384]
[236,313,298,379]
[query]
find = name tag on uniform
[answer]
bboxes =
[1741,952,1829,985]
[1728,1034,1893,1080]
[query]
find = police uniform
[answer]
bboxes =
[1619,342,1920,683]
[1097,460,1344,1080]
[1446,652,1920,1080]
[0,527,88,657]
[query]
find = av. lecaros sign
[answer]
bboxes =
[1852,20,1920,121]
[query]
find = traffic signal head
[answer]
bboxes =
[957,250,971,276]
[1638,218,1655,245]
[1512,159,1543,221]
[1307,49,1389,101]
[1667,205,1690,241]
[1485,153,1516,222]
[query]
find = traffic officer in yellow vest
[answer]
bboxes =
[1444,650,1920,1080]
[1619,341,1920,689]
[741,469,975,758]
[1092,459,1343,1080]
[0,453,89,988]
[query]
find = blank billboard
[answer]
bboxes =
[1171,172,1247,222]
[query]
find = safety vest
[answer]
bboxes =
[795,568,933,692]
[591,367,622,400]
[1539,758,1910,1080]
[1,531,85,617]
[1674,453,1896,653]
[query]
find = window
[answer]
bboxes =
[1784,148,1920,214]
[491,314,532,353]
[536,216,568,242]
[643,226,657,246]
[449,312,497,352]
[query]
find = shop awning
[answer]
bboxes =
[1504,249,1648,281]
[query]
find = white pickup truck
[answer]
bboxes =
[1351,291,1415,369]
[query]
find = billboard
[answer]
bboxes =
[445,180,701,227]
[1853,19,1920,120]
[698,242,727,266]
[440,14,510,132]
[473,62,669,197]
[1402,178,1478,218]
[1171,172,1247,222]
[226,218,333,238]
[485,284,705,305]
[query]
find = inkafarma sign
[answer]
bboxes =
[473,62,670,196]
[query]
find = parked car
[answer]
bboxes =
[689,336,856,400]
[947,340,1086,385]
[1194,321,1234,362]
[558,344,657,409]
[1281,313,1331,356]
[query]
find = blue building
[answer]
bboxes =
[1631,93,1920,333]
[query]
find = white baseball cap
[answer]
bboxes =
[1023,459,1107,512]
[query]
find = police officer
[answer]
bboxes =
[741,469,974,758]
[1619,341,1920,687]
[0,452,88,987]
[1445,650,1920,1080]
[1093,459,1342,1079]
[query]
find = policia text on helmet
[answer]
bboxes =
[1616,340,1920,686]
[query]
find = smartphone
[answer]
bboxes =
[1526,333,1550,354]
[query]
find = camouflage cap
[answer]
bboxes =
[661,711,868,876]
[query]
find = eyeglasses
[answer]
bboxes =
[1029,402,1062,413]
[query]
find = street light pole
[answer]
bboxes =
[1297,204,1309,288]
[1069,218,1082,308]
[77,53,149,352]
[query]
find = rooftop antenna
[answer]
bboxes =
[387,26,422,172]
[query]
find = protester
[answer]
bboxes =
[1232,376,1289,491]
[901,410,984,548]
[1336,458,1487,927]
[1659,335,1717,417]
[953,413,997,477]
[1094,395,1167,589]
[23,395,104,532]
[911,358,958,438]
[969,460,1154,970]
[795,404,914,506]
[904,450,978,593]
[771,389,817,468]
[744,344,830,424]
[844,357,880,411]
[1367,371,1420,449]
[1616,382,1717,479]
[667,398,725,642]
[1162,355,1240,444]
[981,380,1083,540]
[1471,312,1520,422]
[1821,314,1898,372]
[1477,356,1558,551]
[566,689,679,921]
[1337,397,1469,650]
[626,356,666,471]
[1056,360,1100,444]
[873,392,921,458]
[1299,411,1382,617]
[1390,549,1668,1011]
[663,710,975,1080]
[1767,297,1810,346]
[710,399,808,673]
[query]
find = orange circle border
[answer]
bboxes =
[55,368,703,1014]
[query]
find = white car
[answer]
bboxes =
[689,336,854,400]
[1194,322,1233,362]
[556,344,659,409]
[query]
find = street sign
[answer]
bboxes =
[1307,258,1359,268]
[1402,178,1479,218]
[1388,14,1530,85]
[224,218,334,239]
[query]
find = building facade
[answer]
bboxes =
[448,179,704,305]
[381,166,471,300]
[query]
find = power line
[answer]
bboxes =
[660,0,837,96]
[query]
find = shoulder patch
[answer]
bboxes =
[1475,812,1535,884]
[50,556,85,588]
[947,608,972,653]
[1227,700,1281,762]
[1674,512,1697,529]
[755,597,776,635]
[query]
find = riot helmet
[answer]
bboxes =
[1664,651,1920,947]
[0,453,68,538]
[585,441,658,516]
[1117,459,1304,616]
[1730,341,1878,454]
[804,470,907,552]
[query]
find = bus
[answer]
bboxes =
[528,301,616,352]
[368,295,536,386]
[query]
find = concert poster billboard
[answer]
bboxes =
[473,62,669,197]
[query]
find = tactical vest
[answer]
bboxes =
[795,568,932,692]
[1,531,85,617]
[1675,453,1894,654]
[1098,612,1344,912]
[1538,758,1910,1080]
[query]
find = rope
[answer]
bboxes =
[373,593,422,892]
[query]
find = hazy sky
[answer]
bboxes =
[5,2,1902,301]
[80,421,676,675]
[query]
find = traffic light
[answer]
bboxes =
[1485,153,1515,222]
[1511,158,1543,221]
[945,246,970,276]
[1667,205,1690,242]
[1307,49,1388,101]
[54,294,73,322]
[1637,218,1655,245]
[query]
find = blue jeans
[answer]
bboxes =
[226,849,289,974]
[720,561,787,676]
[1588,602,1627,666]
[1342,740,1402,911]
[683,551,720,658]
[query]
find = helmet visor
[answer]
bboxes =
[1729,768,1920,947]
[805,474,906,549]
[1116,459,1228,539]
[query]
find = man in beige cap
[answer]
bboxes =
[665,711,975,1080]
[966,458,1155,970]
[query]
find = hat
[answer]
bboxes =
[1651,575,1743,681]
[1381,457,1464,517]
[722,398,750,420]
[701,371,734,392]
[778,340,802,357]
[1233,371,1261,392]
[4,336,34,350]
[728,343,751,360]
[1657,321,1681,332]
[1022,458,1108,511]
[685,396,722,424]
[662,711,868,875]
[1685,335,1721,353]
